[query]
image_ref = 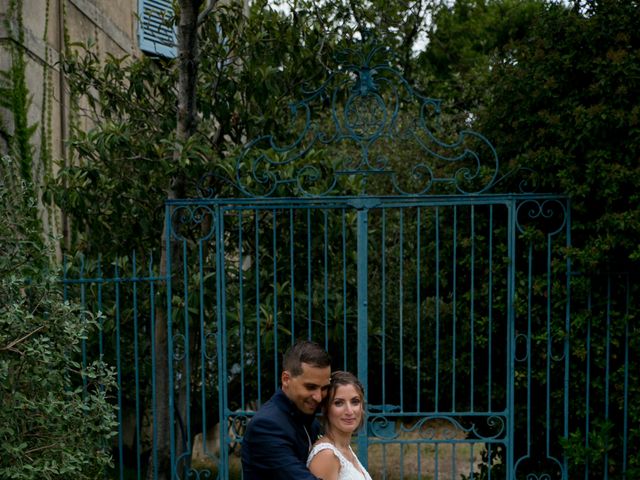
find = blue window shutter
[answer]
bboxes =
[138,0,177,58]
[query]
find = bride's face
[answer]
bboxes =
[327,384,363,435]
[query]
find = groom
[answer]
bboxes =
[241,340,332,479]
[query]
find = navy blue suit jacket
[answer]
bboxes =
[241,389,321,480]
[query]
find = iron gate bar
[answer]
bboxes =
[357,207,369,465]
[507,197,516,480]
[216,204,229,480]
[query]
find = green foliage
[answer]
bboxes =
[477,0,640,271]
[1,0,57,242]
[0,155,118,479]
[561,419,614,470]
[415,0,546,133]
[48,47,180,255]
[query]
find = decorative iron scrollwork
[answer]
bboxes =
[515,199,568,237]
[200,42,504,198]
[170,205,215,242]
[513,455,565,480]
[368,414,507,442]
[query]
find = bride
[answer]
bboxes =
[307,371,372,480]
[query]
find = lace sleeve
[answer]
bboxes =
[307,442,349,470]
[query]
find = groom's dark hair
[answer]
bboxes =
[283,340,331,377]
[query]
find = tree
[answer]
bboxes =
[155,1,209,476]
[477,0,640,271]
[415,0,547,128]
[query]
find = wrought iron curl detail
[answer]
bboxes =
[515,332,530,362]
[174,453,216,479]
[227,414,251,444]
[368,414,506,442]
[482,415,507,439]
[390,162,435,195]
[409,415,505,441]
[516,199,568,236]
[368,415,398,439]
[202,42,506,198]
[513,455,565,480]
[170,206,215,242]
[412,417,462,440]
[203,331,217,361]
[549,332,568,362]
[172,332,186,362]
[466,415,506,440]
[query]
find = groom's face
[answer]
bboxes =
[282,362,331,415]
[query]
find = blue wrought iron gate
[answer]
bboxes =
[162,43,577,479]
[166,194,571,480]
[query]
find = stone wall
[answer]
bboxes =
[0,0,142,254]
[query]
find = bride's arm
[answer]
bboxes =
[308,449,341,480]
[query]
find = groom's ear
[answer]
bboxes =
[281,370,290,388]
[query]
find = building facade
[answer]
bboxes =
[0,0,175,251]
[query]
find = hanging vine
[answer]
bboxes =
[39,0,59,248]
[39,0,54,185]
[0,0,66,253]
[0,0,36,191]
[0,0,47,255]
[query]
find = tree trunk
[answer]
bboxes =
[150,1,206,479]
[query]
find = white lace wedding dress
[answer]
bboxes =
[307,442,373,480]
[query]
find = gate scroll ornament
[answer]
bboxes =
[198,42,516,199]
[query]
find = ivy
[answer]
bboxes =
[0,0,37,186]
